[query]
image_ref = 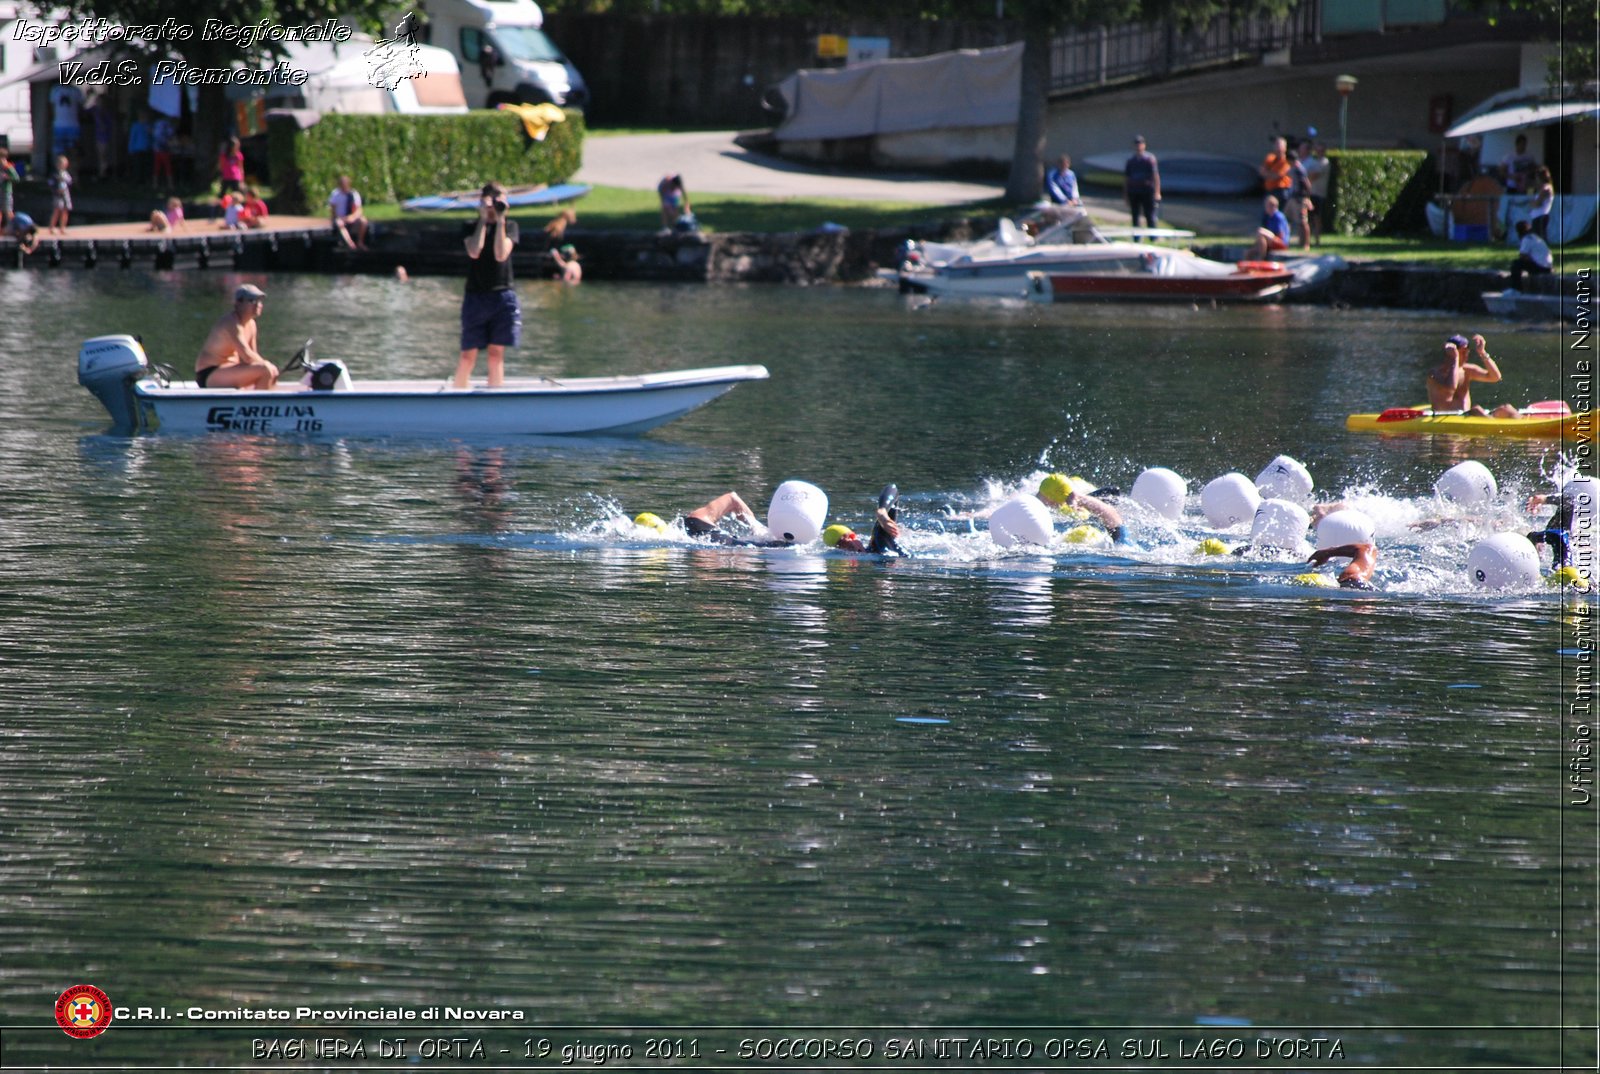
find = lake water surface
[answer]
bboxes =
[0,269,1594,1069]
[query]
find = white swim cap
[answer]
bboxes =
[1255,455,1314,505]
[1131,467,1187,520]
[1251,498,1311,551]
[1315,508,1375,551]
[1466,533,1541,590]
[990,495,1054,548]
[767,480,828,543]
[1200,473,1261,529]
[1434,460,1497,506]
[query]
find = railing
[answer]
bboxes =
[1048,3,1323,95]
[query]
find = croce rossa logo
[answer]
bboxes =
[55,984,113,1038]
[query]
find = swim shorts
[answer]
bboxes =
[460,289,521,351]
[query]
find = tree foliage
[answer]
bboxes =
[1459,0,1596,89]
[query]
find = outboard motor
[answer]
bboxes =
[78,334,151,433]
[303,360,351,391]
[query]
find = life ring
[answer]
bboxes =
[1237,260,1285,274]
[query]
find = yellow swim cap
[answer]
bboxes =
[1063,524,1106,545]
[1038,473,1072,506]
[1291,572,1337,588]
[634,512,668,533]
[1547,566,1591,589]
[1197,538,1229,556]
[822,524,855,547]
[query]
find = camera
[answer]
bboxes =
[492,198,508,214]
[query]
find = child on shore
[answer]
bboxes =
[0,148,18,230]
[47,155,72,235]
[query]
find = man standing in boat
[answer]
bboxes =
[194,285,279,390]
[453,182,521,390]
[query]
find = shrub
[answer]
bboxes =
[268,110,585,212]
[1326,149,1430,237]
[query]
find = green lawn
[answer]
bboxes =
[365,184,998,235]
[362,184,1598,272]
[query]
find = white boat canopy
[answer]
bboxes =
[1446,94,1600,138]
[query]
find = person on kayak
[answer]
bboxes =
[822,485,905,555]
[1307,541,1377,589]
[1037,473,1128,544]
[1427,334,1519,418]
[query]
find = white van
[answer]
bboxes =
[419,0,588,110]
[231,36,468,117]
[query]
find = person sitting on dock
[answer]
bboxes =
[1043,154,1080,208]
[1247,195,1290,260]
[6,210,40,254]
[1427,333,1519,418]
[147,197,185,233]
[1509,219,1552,290]
[239,188,270,229]
[194,285,279,390]
[328,174,369,250]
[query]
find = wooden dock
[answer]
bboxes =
[2,215,335,271]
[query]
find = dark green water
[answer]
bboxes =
[0,269,1593,1069]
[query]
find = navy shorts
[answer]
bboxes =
[460,289,521,351]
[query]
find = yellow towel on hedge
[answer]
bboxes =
[496,102,567,142]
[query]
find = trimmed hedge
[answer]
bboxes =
[1326,149,1430,237]
[268,110,585,213]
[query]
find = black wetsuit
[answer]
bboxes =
[683,515,792,548]
[1528,494,1575,568]
[867,484,905,556]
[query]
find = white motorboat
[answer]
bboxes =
[78,335,768,437]
[898,210,1288,301]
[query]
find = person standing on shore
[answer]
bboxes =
[453,182,521,390]
[1123,135,1160,234]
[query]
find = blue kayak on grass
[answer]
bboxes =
[402,183,590,212]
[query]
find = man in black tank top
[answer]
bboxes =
[453,181,522,389]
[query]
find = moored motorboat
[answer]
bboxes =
[1026,258,1292,302]
[898,210,1288,301]
[1346,400,1594,440]
[78,335,768,437]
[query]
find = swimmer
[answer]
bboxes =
[1526,491,1574,568]
[1307,542,1378,589]
[1036,472,1128,544]
[644,491,792,547]
[822,485,904,555]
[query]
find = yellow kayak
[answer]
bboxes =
[1346,401,1595,440]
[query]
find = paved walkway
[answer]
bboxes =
[575,130,1261,236]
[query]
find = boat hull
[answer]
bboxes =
[122,370,766,437]
[1029,269,1291,302]
[1346,409,1595,440]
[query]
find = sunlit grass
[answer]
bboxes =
[364,183,1598,271]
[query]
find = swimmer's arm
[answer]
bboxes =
[1068,491,1123,532]
[873,506,900,538]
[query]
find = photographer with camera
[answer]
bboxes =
[453,181,522,390]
